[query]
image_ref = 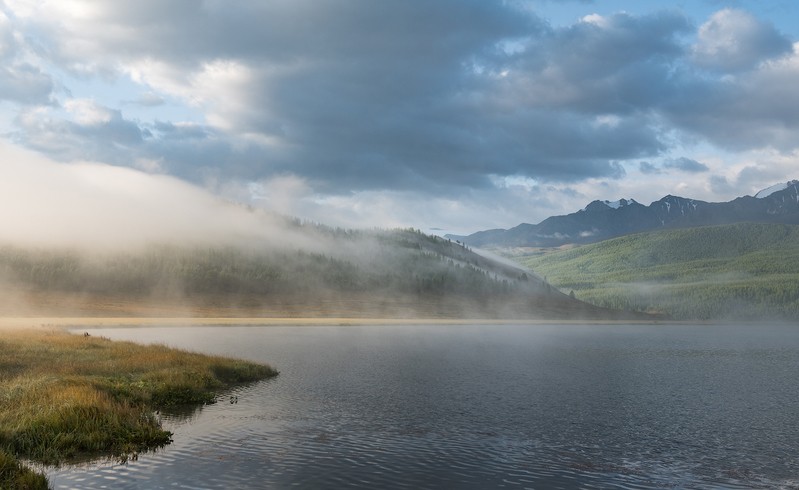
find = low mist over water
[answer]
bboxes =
[50,324,799,489]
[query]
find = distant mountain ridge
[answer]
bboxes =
[449,180,799,248]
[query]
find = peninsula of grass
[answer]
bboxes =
[0,328,277,489]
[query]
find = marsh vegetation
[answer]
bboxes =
[0,328,276,488]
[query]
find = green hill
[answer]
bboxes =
[518,223,799,320]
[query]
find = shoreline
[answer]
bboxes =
[0,316,715,330]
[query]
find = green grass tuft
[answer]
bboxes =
[0,448,48,489]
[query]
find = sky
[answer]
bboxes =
[2,0,799,236]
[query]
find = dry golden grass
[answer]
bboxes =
[0,328,277,488]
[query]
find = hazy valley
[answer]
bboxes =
[0,223,640,321]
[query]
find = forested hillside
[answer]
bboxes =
[0,226,629,319]
[519,223,799,320]
[0,233,509,298]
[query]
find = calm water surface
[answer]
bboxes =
[49,324,799,489]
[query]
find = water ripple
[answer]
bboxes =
[48,324,799,489]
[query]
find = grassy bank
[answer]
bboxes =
[0,328,277,489]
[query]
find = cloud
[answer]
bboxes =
[14,2,674,191]
[0,10,54,104]
[0,138,315,250]
[14,103,143,164]
[639,161,661,174]
[0,3,798,233]
[12,103,249,183]
[0,63,54,105]
[65,99,114,125]
[126,92,165,107]
[664,157,709,173]
[708,174,734,195]
[665,44,799,152]
[502,11,691,114]
[692,8,792,72]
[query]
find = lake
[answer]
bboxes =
[48,323,799,489]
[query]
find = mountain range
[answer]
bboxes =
[448,180,799,248]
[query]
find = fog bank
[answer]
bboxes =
[0,141,313,250]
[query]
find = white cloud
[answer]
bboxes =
[579,13,610,28]
[189,59,258,131]
[64,99,113,125]
[693,9,791,72]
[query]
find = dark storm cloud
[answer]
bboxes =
[501,11,692,114]
[14,0,660,191]
[178,7,679,190]
[41,0,536,70]
[263,88,651,191]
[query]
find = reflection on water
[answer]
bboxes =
[49,324,799,489]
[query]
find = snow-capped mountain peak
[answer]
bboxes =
[582,198,637,212]
[449,179,799,248]
[755,180,799,199]
[604,198,637,209]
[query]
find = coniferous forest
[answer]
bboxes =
[0,226,626,319]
